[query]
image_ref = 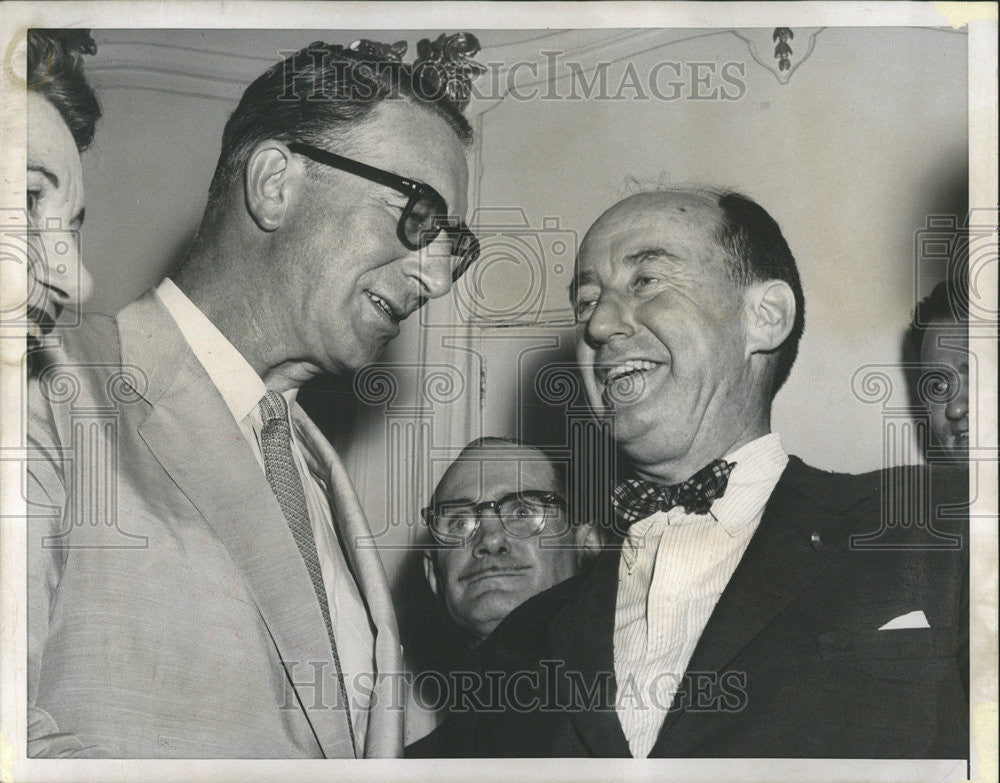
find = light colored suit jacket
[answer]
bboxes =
[27,291,403,758]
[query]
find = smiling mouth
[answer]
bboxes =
[366,292,402,323]
[600,359,661,389]
[461,565,530,584]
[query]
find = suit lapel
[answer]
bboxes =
[549,547,631,757]
[118,293,355,758]
[652,457,834,751]
[291,408,404,759]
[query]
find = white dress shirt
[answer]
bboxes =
[613,433,788,758]
[156,278,374,751]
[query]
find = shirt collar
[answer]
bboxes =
[621,433,788,569]
[155,277,270,423]
[709,432,789,536]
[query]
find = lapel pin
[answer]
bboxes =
[810,532,823,553]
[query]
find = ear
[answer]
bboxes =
[743,280,796,356]
[573,521,604,565]
[423,550,440,598]
[244,140,299,231]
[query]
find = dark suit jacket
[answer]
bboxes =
[407,456,968,758]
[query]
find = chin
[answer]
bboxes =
[323,345,376,376]
[470,593,520,622]
[465,613,506,641]
[26,304,56,338]
[620,426,692,468]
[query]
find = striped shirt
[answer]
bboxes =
[156,278,374,753]
[613,434,788,758]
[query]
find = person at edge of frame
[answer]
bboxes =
[23,29,100,361]
[908,277,972,465]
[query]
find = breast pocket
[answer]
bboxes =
[818,627,959,662]
[817,626,962,693]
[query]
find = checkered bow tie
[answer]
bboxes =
[612,458,736,526]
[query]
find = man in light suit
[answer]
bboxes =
[27,39,480,758]
[423,188,968,758]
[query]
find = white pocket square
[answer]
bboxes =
[878,610,930,630]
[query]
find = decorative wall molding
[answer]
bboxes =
[731,27,825,85]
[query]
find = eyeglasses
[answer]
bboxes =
[422,491,567,547]
[287,141,480,281]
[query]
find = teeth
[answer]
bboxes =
[604,359,656,385]
[368,293,394,319]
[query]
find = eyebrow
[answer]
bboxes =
[26,165,84,227]
[435,496,476,507]
[568,247,678,302]
[568,269,597,303]
[28,164,60,190]
[622,247,678,265]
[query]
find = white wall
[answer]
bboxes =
[75,27,968,599]
[461,26,967,476]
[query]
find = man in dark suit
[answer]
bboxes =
[27,39,481,758]
[425,188,968,758]
[406,437,602,752]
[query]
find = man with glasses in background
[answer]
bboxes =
[27,37,481,758]
[407,437,601,756]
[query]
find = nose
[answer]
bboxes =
[945,375,968,422]
[52,246,94,308]
[28,230,94,308]
[471,511,511,558]
[584,293,635,347]
[404,235,454,301]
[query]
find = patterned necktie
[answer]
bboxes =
[258,390,356,756]
[612,458,737,527]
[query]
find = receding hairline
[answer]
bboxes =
[338,95,473,150]
[579,188,726,252]
[433,441,560,499]
[606,188,722,216]
[573,189,730,298]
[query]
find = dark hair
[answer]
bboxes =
[205,41,474,210]
[714,191,805,397]
[26,29,101,151]
[909,278,969,356]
